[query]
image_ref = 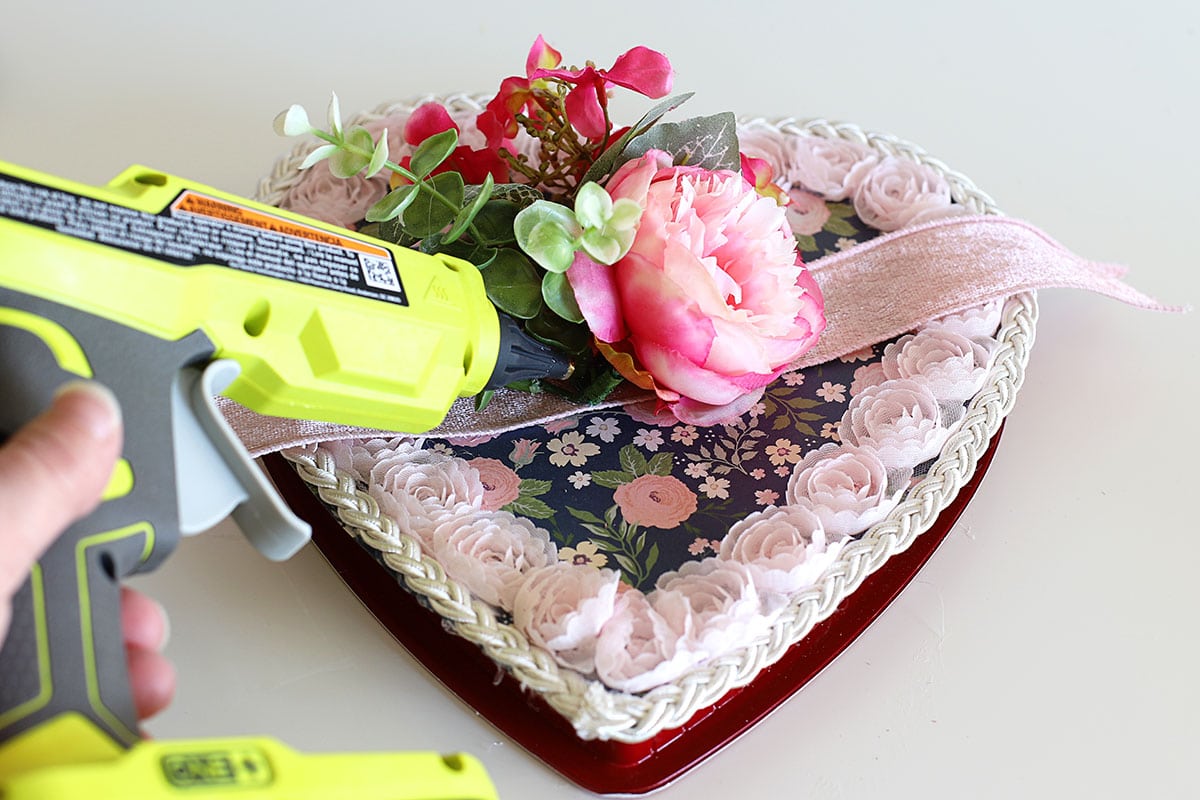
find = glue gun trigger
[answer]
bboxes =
[172,359,310,560]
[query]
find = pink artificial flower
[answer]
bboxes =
[466,457,522,510]
[851,155,955,232]
[594,590,702,693]
[784,189,832,236]
[613,474,698,529]
[512,563,620,672]
[839,379,950,470]
[568,149,826,426]
[785,443,904,538]
[528,44,673,139]
[740,153,790,206]
[881,329,991,404]
[717,503,846,595]
[429,510,557,610]
[400,102,511,185]
[651,559,781,661]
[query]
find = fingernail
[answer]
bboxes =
[155,599,171,651]
[53,380,123,439]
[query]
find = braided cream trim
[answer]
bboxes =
[267,102,1035,742]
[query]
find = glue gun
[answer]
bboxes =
[0,158,571,795]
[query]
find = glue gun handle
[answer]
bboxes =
[0,287,214,763]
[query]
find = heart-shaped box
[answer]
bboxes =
[254,97,1033,794]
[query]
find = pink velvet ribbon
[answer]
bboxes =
[223,214,1182,457]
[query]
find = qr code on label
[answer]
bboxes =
[359,254,401,291]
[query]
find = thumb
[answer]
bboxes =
[0,381,123,600]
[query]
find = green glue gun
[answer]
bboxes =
[0,158,570,795]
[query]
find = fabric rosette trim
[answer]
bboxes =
[266,89,1035,742]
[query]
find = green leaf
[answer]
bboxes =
[298,143,338,170]
[591,470,635,489]
[614,553,640,577]
[794,233,818,252]
[573,182,612,230]
[619,445,649,476]
[402,171,464,237]
[474,389,494,412]
[826,200,856,218]
[519,478,553,497]
[409,129,458,179]
[438,238,497,269]
[621,112,741,172]
[326,93,343,138]
[329,126,375,178]
[772,415,792,431]
[365,184,417,223]
[444,173,494,244]
[514,201,581,273]
[479,248,543,319]
[541,271,584,324]
[581,91,695,185]
[472,199,522,245]
[567,506,606,525]
[506,496,555,519]
[645,542,660,573]
[647,452,673,476]
[524,310,593,355]
[822,216,858,237]
[364,130,390,179]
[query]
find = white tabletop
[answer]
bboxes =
[3,2,1197,796]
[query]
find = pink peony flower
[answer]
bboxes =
[466,457,522,511]
[839,379,950,470]
[786,443,904,538]
[783,135,877,202]
[512,563,620,673]
[429,510,557,609]
[652,559,781,660]
[881,329,992,405]
[568,149,826,426]
[594,590,702,693]
[717,503,847,594]
[851,156,956,232]
[785,189,832,236]
[613,474,697,529]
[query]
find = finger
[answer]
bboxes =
[0,382,122,598]
[120,586,169,652]
[126,645,176,721]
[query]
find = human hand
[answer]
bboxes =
[0,382,175,720]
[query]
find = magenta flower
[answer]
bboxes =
[529,45,674,139]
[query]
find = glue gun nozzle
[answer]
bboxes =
[485,314,575,390]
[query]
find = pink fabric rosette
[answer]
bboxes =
[429,510,557,610]
[594,590,702,693]
[839,378,950,471]
[717,503,848,594]
[568,149,826,425]
[851,156,961,232]
[651,559,782,661]
[786,443,904,539]
[512,563,620,673]
[784,135,876,202]
[919,299,1004,342]
[880,328,992,405]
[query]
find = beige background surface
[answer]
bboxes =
[2,1,1196,796]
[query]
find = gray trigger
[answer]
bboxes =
[172,359,310,560]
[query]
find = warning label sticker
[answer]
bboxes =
[0,173,407,306]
